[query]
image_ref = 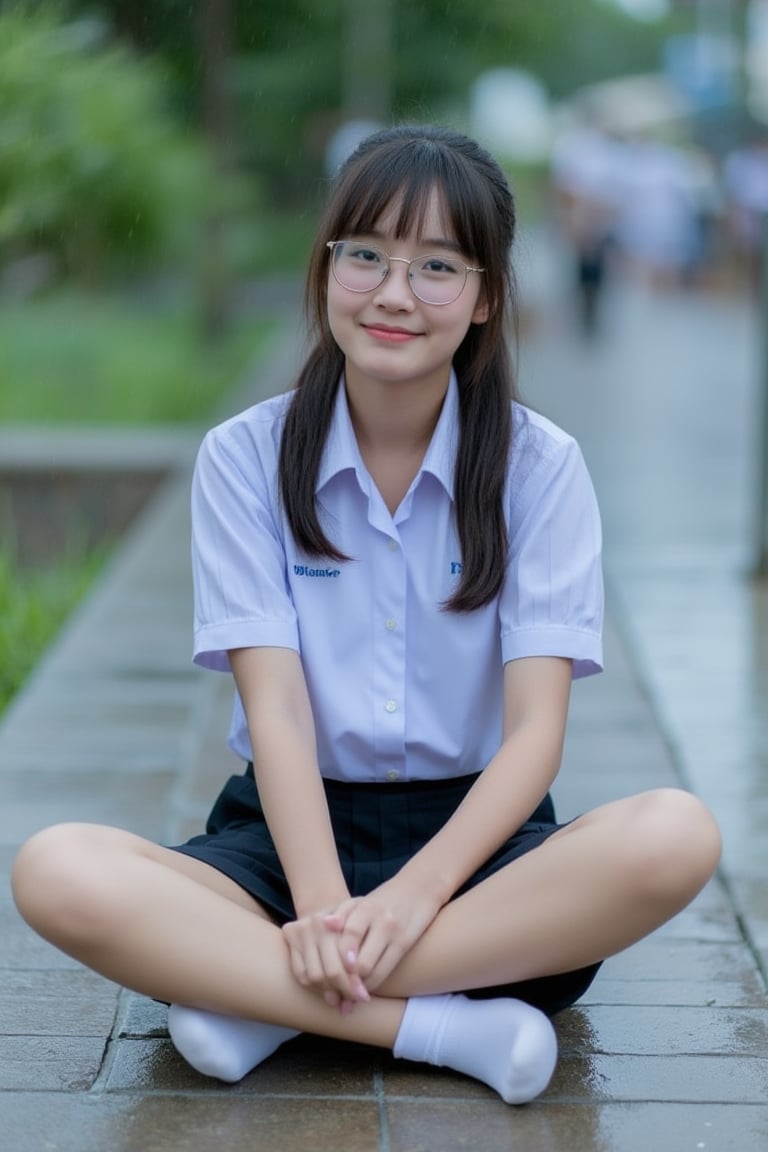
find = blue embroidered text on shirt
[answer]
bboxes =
[450,561,463,575]
[294,565,341,578]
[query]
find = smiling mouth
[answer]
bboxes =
[363,324,421,342]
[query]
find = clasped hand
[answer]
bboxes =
[281,879,440,1011]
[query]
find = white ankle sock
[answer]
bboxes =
[393,993,558,1104]
[167,1004,299,1083]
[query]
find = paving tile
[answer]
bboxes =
[579,978,767,1009]
[386,1099,768,1152]
[0,1036,105,1090]
[0,969,118,1035]
[0,1093,382,1152]
[236,1035,380,1096]
[382,1059,492,1100]
[0,770,173,844]
[104,1037,236,1092]
[550,1053,768,1103]
[559,729,675,771]
[118,995,169,1038]
[728,874,768,976]
[597,938,764,986]
[104,1035,378,1096]
[556,1004,768,1056]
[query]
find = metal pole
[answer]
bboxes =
[757,211,768,577]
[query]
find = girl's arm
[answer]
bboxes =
[331,655,573,989]
[229,646,369,1006]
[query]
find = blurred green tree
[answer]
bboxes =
[0,4,211,285]
[61,0,689,205]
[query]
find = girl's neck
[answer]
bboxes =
[344,368,449,457]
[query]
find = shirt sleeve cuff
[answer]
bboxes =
[501,626,603,679]
[194,620,300,671]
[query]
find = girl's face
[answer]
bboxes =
[326,188,488,397]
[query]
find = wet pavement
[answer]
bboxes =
[1,239,768,1150]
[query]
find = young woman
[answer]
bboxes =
[11,125,721,1105]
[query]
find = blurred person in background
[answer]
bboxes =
[612,135,706,289]
[723,131,768,296]
[550,119,623,333]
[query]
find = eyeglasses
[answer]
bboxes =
[326,240,484,306]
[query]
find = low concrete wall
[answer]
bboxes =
[0,428,201,565]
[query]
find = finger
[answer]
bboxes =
[300,937,331,990]
[343,947,358,973]
[318,933,366,1002]
[356,921,399,981]
[337,910,371,967]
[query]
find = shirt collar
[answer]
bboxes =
[316,371,459,499]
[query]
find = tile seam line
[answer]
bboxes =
[88,1088,382,1100]
[87,987,135,1096]
[373,1070,392,1152]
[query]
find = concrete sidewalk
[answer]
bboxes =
[1,259,768,1150]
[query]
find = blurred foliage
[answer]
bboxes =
[60,0,692,205]
[0,3,212,282]
[0,289,274,423]
[0,0,695,247]
[0,542,105,714]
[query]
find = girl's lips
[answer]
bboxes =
[363,324,420,343]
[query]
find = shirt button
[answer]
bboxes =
[386,769,400,781]
[385,618,397,631]
[384,699,397,713]
[387,539,399,551]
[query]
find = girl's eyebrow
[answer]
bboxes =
[355,228,464,253]
[420,238,464,253]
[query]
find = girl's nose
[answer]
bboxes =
[372,261,416,309]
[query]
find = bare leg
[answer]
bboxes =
[11,823,402,1047]
[11,788,719,1012]
[11,786,718,1102]
[158,786,719,1083]
[376,788,721,998]
[12,822,565,1102]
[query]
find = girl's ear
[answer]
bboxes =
[471,295,490,325]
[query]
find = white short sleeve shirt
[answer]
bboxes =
[191,372,603,782]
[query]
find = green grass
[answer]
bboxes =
[0,545,106,714]
[0,289,274,424]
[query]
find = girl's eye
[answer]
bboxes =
[420,257,461,276]
[347,246,384,264]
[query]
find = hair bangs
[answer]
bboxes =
[331,140,487,264]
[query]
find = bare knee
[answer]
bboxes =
[626,788,721,906]
[12,823,127,947]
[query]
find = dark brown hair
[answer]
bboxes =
[279,124,519,611]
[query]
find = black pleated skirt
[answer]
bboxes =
[171,764,600,1015]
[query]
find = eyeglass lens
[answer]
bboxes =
[331,242,468,305]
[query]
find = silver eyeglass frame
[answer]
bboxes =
[326,240,484,306]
